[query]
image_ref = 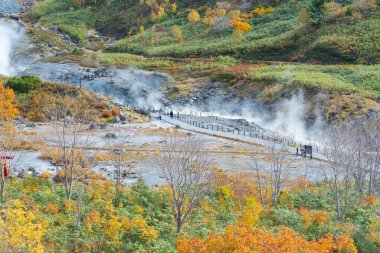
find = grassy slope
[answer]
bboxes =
[246,64,380,97]
[28,0,92,42]
[108,0,380,64]
[28,0,380,64]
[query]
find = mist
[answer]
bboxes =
[0,19,25,76]
[258,92,324,144]
[169,91,324,144]
[114,69,168,108]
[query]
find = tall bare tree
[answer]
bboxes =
[249,124,294,208]
[321,124,356,222]
[364,114,380,196]
[347,121,368,197]
[157,133,213,233]
[105,128,136,195]
[249,132,291,208]
[48,97,93,200]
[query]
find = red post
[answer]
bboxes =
[3,161,8,177]
[1,156,14,178]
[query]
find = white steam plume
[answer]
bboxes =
[0,19,24,75]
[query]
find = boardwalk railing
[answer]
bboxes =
[140,108,319,155]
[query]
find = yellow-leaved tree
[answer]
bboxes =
[0,80,19,121]
[188,10,201,23]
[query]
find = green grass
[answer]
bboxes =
[29,0,380,63]
[29,0,91,42]
[308,16,380,64]
[98,53,240,71]
[98,53,174,70]
[108,0,380,64]
[245,64,380,97]
[28,0,71,20]
[109,19,296,58]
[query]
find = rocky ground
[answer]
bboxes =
[21,62,173,108]
[0,0,21,16]
[12,118,328,187]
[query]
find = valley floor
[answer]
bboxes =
[15,118,327,186]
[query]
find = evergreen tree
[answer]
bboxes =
[308,0,326,27]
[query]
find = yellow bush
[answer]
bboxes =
[172,26,183,42]
[41,171,52,180]
[0,199,45,253]
[231,21,253,32]
[324,2,347,22]
[188,10,200,23]
[45,202,59,214]
[252,6,275,16]
[203,16,215,25]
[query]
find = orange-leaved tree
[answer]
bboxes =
[231,21,253,32]
[0,80,19,121]
[0,80,20,202]
[176,226,357,253]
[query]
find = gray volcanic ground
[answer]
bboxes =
[0,0,21,15]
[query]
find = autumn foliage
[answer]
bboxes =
[252,6,275,16]
[231,21,253,32]
[0,199,45,253]
[188,10,201,23]
[176,226,357,253]
[0,80,19,121]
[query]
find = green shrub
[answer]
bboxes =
[6,76,42,94]
[72,48,84,55]
[352,231,380,253]
[28,0,71,20]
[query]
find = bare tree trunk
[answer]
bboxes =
[322,123,357,222]
[48,96,94,200]
[105,129,135,196]
[1,168,4,204]
[249,128,292,208]
[157,133,213,234]
[333,170,341,221]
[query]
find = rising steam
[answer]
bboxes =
[0,19,25,76]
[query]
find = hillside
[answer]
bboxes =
[28,0,380,64]
[0,75,145,123]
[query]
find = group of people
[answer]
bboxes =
[297,145,313,158]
